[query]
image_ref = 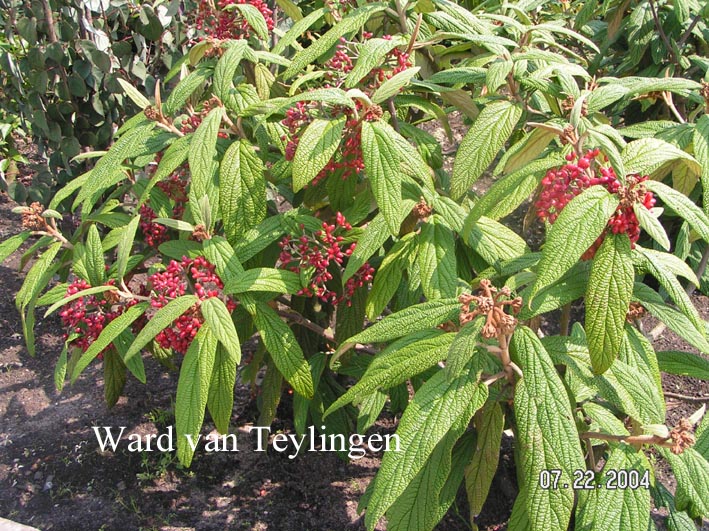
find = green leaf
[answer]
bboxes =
[292,117,346,191]
[645,180,709,243]
[465,402,504,524]
[54,334,76,392]
[44,285,117,317]
[451,101,522,199]
[71,303,149,382]
[176,324,217,467]
[230,4,268,39]
[76,122,156,212]
[365,235,414,320]
[213,40,248,102]
[272,7,326,55]
[208,344,237,434]
[325,330,456,417]
[418,216,457,299]
[372,67,420,103]
[586,233,634,374]
[660,448,709,519]
[113,329,147,384]
[219,139,266,243]
[530,186,619,301]
[247,299,314,399]
[103,348,127,408]
[444,316,484,380]
[200,297,241,364]
[363,364,488,530]
[343,213,391,281]
[634,204,670,251]
[656,350,709,380]
[345,36,406,88]
[164,66,212,115]
[694,115,709,216]
[0,232,30,263]
[510,326,586,531]
[224,268,301,295]
[203,236,246,281]
[124,296,199,363]
[465,216,529,265]
[651,482,697,531]
[83,224,106,287]
[339,298,460,350]
[473,154,562,222]
[575,445,651,531]
[116,77,150,109]
[635,246,704,335]
[189,107,223,225]
[16,242,63,311]
[362,120,404,235]
[115,215,140,281]
[283,4,387,79]
[622,138,701,180]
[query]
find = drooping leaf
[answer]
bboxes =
[586,233,634,374]
[451,101,522,199]
[292,117,346,191]
[200,297,241,364]
[417,216,457,299]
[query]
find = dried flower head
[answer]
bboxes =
[669,418,695,455]
[459,279,520,337]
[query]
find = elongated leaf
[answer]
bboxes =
[343,213,390,281]
[511,326,586,531]
[660,448,709,519]
[530,186,619,301]
[0,232,30,263]
[85,225,106,286]
[645,180,709,243]
[445,317,484,380]
[200,297,241,364]
[219,140,266,243]
[465,216,529,265]
[124,296,199,363]
[189,107,223,225]
[213,40,247,102]
[293,117,346,191]
[586,233,634,374]
[326,330,456,417]
[465,402,504,524]
[115,215,140,281]
[575,445,651,531]
[345,36,406,88]
[103,348,127,408]
[71,303,149,382]
[176,324,217,467]
[164,66,212,115]
[248,300,314,399]
[634,204,670,251]
[224,268,301,295]
[363,363,488,530]
[208,344,237,434]
[418,216,457,299]
[16,242,63,311]
[272,7,326,55]
[117,77,150,109]
[340,298,460,349]
[230,4,268,39]
[362,120,404,234]
[372,67,420,103]
[283,4,387,79]
[656,350,709,380]
[203,236,246,282]
[694,115,709,216]
[365,236,412,320]
[622,138,701,179]
[451,101,522,199]
[44,285,117,317]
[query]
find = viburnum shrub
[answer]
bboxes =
[3,0,709,530]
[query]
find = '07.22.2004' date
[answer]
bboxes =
[539,469,650,490]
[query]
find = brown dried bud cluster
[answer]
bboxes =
[701,81,709,107]
[365,104,384,121]
[459,279,522,338]
[559,124,578,146]
[144,106,161,121]
[21,202,45,230]
[204,38,226,58]
[561,95,587,117]
[626,302,646,322]
[412,197,432,220]
[191,224,211,242]
[669,418,695,455]
[104,289,121,305]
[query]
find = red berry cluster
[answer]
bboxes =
[536,149,656,259]
[194,0,274,40]
[148,256,236,354]
[139,204,170,248]
[59,279,127,355]
[278,213,373,305]
[140,157,190,248]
